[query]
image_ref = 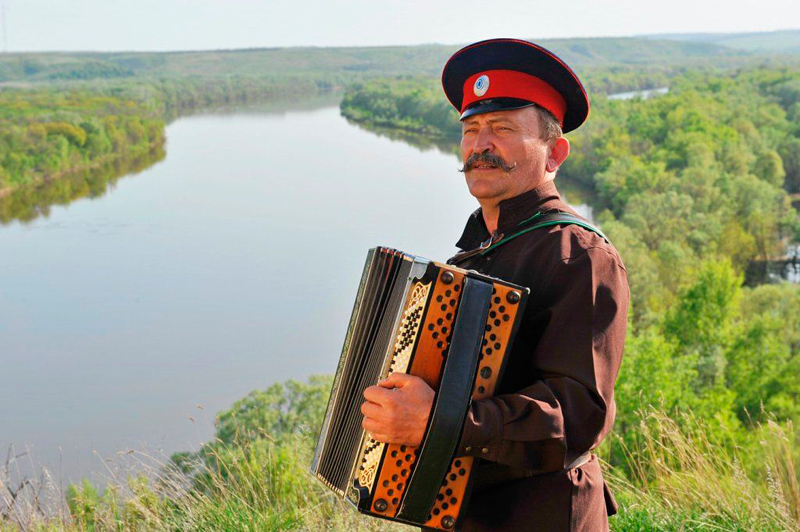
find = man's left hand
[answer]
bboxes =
[361,372,435,446]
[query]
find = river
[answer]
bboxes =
[0,99,591,485]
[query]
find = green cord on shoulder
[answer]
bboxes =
[479,211,610,256]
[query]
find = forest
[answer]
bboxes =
[2,34,800,531]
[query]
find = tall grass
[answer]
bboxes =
[2,403,797,531]
[607,410,799,531]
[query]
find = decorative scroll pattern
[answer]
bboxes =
[388,282,431,375]
[424,284,523,530]
[358,437,384,489]
[355,281,431,493]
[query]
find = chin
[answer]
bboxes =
[465,176,505,201]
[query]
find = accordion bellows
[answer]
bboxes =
[311,247,529,530]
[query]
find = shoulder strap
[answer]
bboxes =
[480,211,610,256]
[448,211,609,266]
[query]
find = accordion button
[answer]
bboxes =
[373,498,388,512]
[465,446,472,453]
[481,447,489,454]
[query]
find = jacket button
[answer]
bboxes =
[465,446,472,452]
[481,447,489,454]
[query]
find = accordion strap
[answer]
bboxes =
[449,210,609,267]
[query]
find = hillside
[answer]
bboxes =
[648,29,800,53]
[0,37,750,83]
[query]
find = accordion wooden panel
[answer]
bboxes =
[311,247,529,530]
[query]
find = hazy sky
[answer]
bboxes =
[1,0,798,52]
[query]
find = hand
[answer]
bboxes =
[361,372,435,446]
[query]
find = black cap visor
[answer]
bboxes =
[460,98,536,121]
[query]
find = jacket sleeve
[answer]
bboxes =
[456,245,630,471]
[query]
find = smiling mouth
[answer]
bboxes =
[472,163,497,170]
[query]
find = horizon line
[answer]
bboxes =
[0,27,798,56]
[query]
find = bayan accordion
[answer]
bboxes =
[311,247,529,530]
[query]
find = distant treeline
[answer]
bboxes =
[0,75,335,200]
[3,32,799,84]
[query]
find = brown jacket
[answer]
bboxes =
[447,181,629,531]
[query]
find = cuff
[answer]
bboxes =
[457,398,503,461]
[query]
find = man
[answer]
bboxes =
[361,39,629,531]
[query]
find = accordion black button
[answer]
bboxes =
[373,498,388,512]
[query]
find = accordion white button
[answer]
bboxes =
[465,446,473,452]
[481,447,489,454]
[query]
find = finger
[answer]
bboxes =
[379,372,414,388]
[370,432,390,443]
[363,385,394,404]
[360,400,383,418]
[362,417,384,435]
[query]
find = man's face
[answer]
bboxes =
[460,106,551,204]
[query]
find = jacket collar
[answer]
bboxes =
[455,180,562,251]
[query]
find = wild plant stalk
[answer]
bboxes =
[606,409,800,531]
[2,408,798,531]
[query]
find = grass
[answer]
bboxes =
[606,411,799,531]
[2,398,798,531]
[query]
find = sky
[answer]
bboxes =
[1,0,798,53]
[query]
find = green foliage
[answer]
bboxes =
[341,66,800,328]
[341,77,460,138]
[0,89,165,193]
[213,374,332,446]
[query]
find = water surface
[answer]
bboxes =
[0,102,587,483]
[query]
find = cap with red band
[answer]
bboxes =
[461,70,568,126]
[442,38,590,133]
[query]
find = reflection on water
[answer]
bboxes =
[607,86,670,101]
[746,245,800,285]
[341,116,460,157]
[0,145,166,225]
[343,116,597,223]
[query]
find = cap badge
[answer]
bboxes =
[473,74,490,97]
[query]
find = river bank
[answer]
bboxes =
[0,77,336,214]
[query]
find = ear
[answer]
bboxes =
[546,137,570,173]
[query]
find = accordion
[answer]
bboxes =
[311,247,529,530]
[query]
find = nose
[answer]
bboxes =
[468,127,495,157]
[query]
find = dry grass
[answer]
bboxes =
[2,410,798,531]
[606,410,800,531]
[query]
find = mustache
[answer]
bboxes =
[458,151,517,173]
